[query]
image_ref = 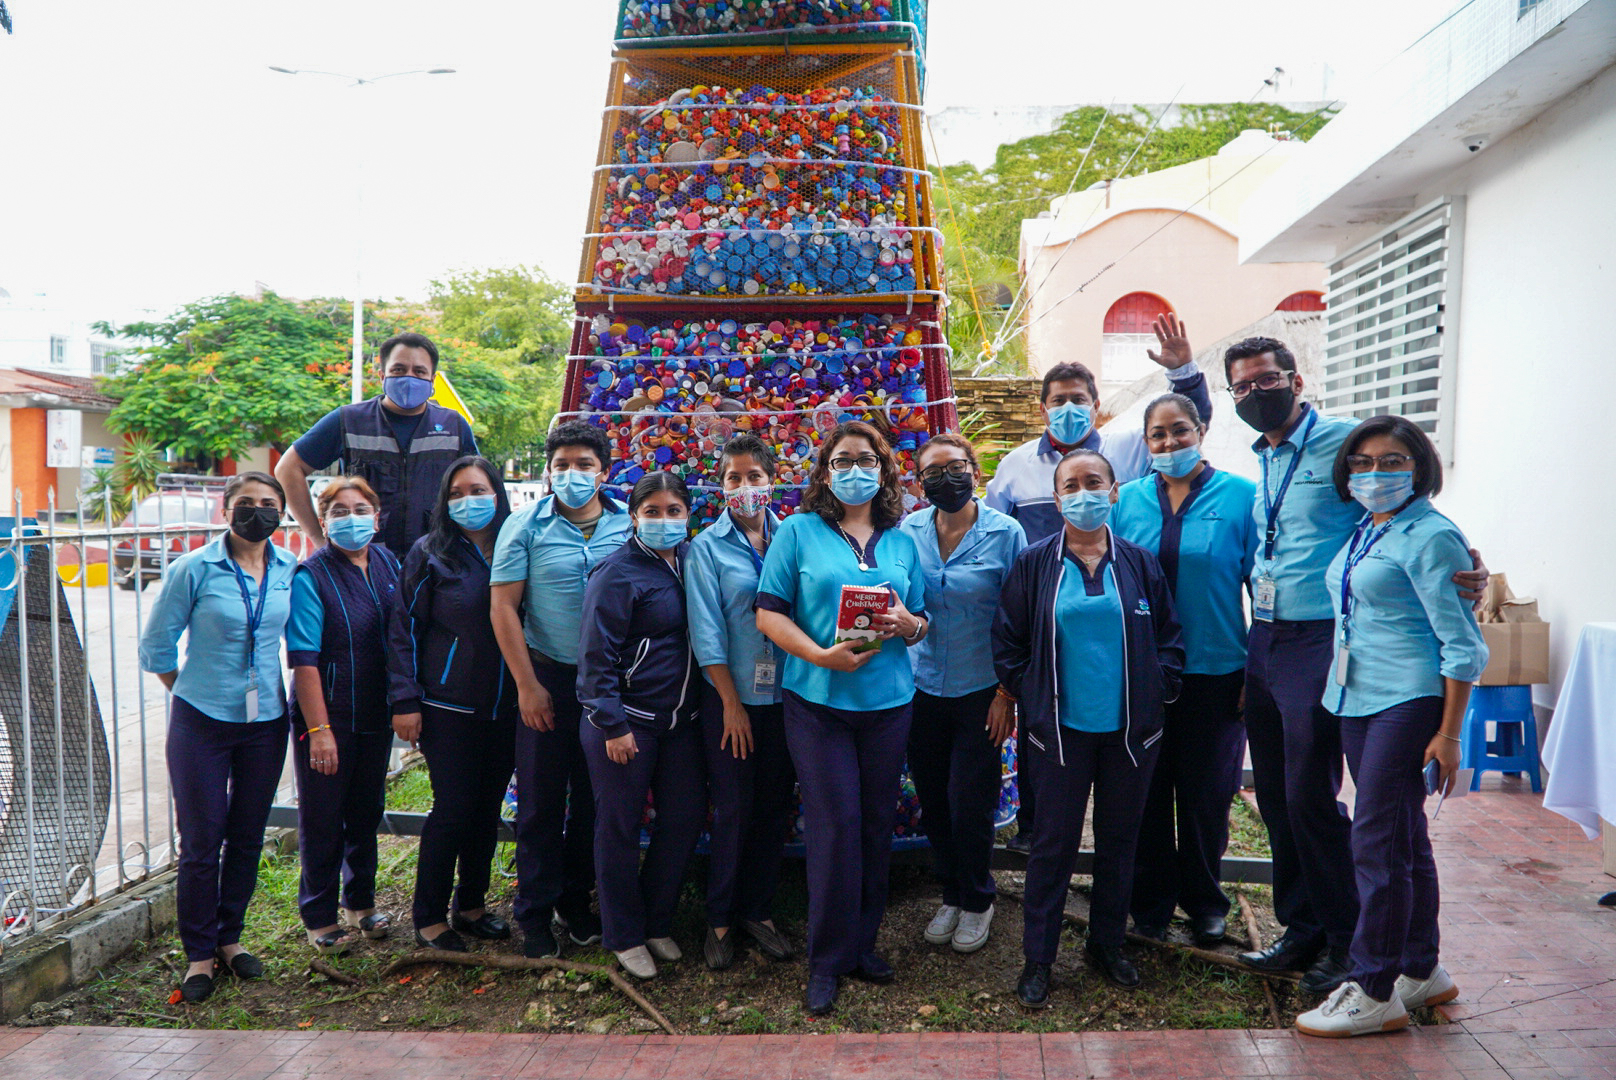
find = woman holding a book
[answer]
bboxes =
[755,420,929,1017]
[992,448,1185,1008]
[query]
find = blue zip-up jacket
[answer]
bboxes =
[992,528,1185,767]
[386,533,510,717]
[578,536,699,739]
[287,542,402,733]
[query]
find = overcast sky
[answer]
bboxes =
[0,0,1459,325]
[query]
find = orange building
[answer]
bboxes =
[0,368,117,519]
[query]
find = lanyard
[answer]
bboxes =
[1260,409,1317,562]
[228,554,273,670]
[1338,515,1394,634]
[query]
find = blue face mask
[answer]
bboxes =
[447,494,497,531]
[551,469,599,509]
[1348,471,1416,514]
[829,464,882,506]
[1059,489,1113,532]
[383,374,435,411]
[636,517,688,550]
[326,513,376,552]
[1151,444,1203,478]
[1047,402,1093,446]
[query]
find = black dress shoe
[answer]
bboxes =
[1191,914,1227,947]
[556,909,603,946]
[742,919,794,960]
[180,972,215,1003]
[805,973,840,1015]
[1238,933,1322,973]
[1016,961,1052,1008]
[852,953,895,984]
[1006,833,1033,854]
[522,923,560,959]
[217,950,263,979]
[704,927,735,971]
[415,928,468,953]
[1299,949,1352,995]
[452,912,512,940]
[1132,923,1169,943]
[1084,941,1141,989]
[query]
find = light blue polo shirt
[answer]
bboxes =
[1054,550,1124,733]
[138,534,299,723]
[1249,403,1363,622]
[755,511,927,713]
[898,500,1026,697]
[1113,466,1258,676]
[1323,497,1488,717]
[490,493,632,665]
[684,508,784,707]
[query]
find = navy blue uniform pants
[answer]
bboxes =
[1130,670,1246,929]
[166,697,287,962]
[1015,715,1038,838]
[413,702,518,928]
[581,718,706,953]
[292,723,392,929]
[784,690,912,977]
[1338,697,1443,1000]
[699,686,795,929]
[1022,729,1158,962]
[512,654,597,932]
[1244,619,1359,951]
[908,686,1001,914]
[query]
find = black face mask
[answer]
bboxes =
[230,505,281,544]
[1235,382,1297,434]
[922,470,975,514]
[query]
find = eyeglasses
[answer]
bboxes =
[828,455,881,472]
[1227,371,1292,400]
[918,460,972,483]
[326,506,377,520]
[1345,453,1414,472]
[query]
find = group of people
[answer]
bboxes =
[138,323,1489,1039]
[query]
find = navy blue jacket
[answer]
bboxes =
[288,543,402,734]
[339,397,471,556]
[992,528,1185,767]
[577,536,699,739]
[387,533,511,717]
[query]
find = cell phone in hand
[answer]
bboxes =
[1422,758,1442,798]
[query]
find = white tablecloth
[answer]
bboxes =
[1543,622,1616,840]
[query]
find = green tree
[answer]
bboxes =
[935,103,1333,374]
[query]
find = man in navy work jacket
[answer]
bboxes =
[277,332,478,556]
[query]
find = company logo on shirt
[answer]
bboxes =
[433,423,445,433]
[1134,599,1151,616]
[1296,469,1329,485]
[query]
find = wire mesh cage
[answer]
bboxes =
[578,45,939,302]
[561,302,956,522]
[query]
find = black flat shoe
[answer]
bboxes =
[742,919,793,960]
[217,950,263,979]
[805,973,840,1016]
[1191,914,1227,947]
[452,912,511,940]
[1238,933,1322,974]
[1299,949,1352,995]
[415,928,468,953]
[522,923,560,959]
[1132,923,1169,943]
[180,972,215,1004]
[704,927,735,970]
[1016,961,1052,1009]
[1006,833,1033,854]
[852,952,895,984]
[1085,941,1141,989]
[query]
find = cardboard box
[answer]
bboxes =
[1477,620,1551,686]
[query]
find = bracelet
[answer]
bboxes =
[1437,731,1461,743]
[995,686,1018,704]
[904,617,926,643]
[300,724,332,742]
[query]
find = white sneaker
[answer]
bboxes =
[1296,981,1410,1038]
[952,905,994,953]
[645,936,682,962]
[1395,964,1458,1009]
[924,905,962,945]
[615,946,658,979]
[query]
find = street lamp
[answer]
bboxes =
[269,65,457,403]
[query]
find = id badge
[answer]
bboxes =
[1253,572,1277,623]
[244,682,260,722]
[1334,642,1350,687]
[752,649,778,697]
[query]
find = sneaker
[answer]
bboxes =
[522,923,560,959]
[555,909,603,946]
[1296,981,1410,1038]
[924,904,961,945]
[615,946,657,980]
[952,906,994,953]
[1394,964,1458,1009]
[645,936,682,963]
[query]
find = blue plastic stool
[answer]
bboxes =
[1460,685,1542,792]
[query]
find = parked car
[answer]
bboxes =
[112,492,222,589]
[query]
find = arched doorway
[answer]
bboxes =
[1101,292,1173,390]
[1276,291,1326,312]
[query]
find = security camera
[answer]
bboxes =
[1464,134,1490,153]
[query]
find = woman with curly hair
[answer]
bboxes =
[755,421,929,1016]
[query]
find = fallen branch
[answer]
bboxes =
[1238,892,1284,1028]
[310,988,387,1008]
[381,951,677,1035]
[308,959,361,987]
[115,1009,184,1024]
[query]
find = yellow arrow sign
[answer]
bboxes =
[431,370,476,427]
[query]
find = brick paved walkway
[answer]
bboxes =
[3,782,1612,1079]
